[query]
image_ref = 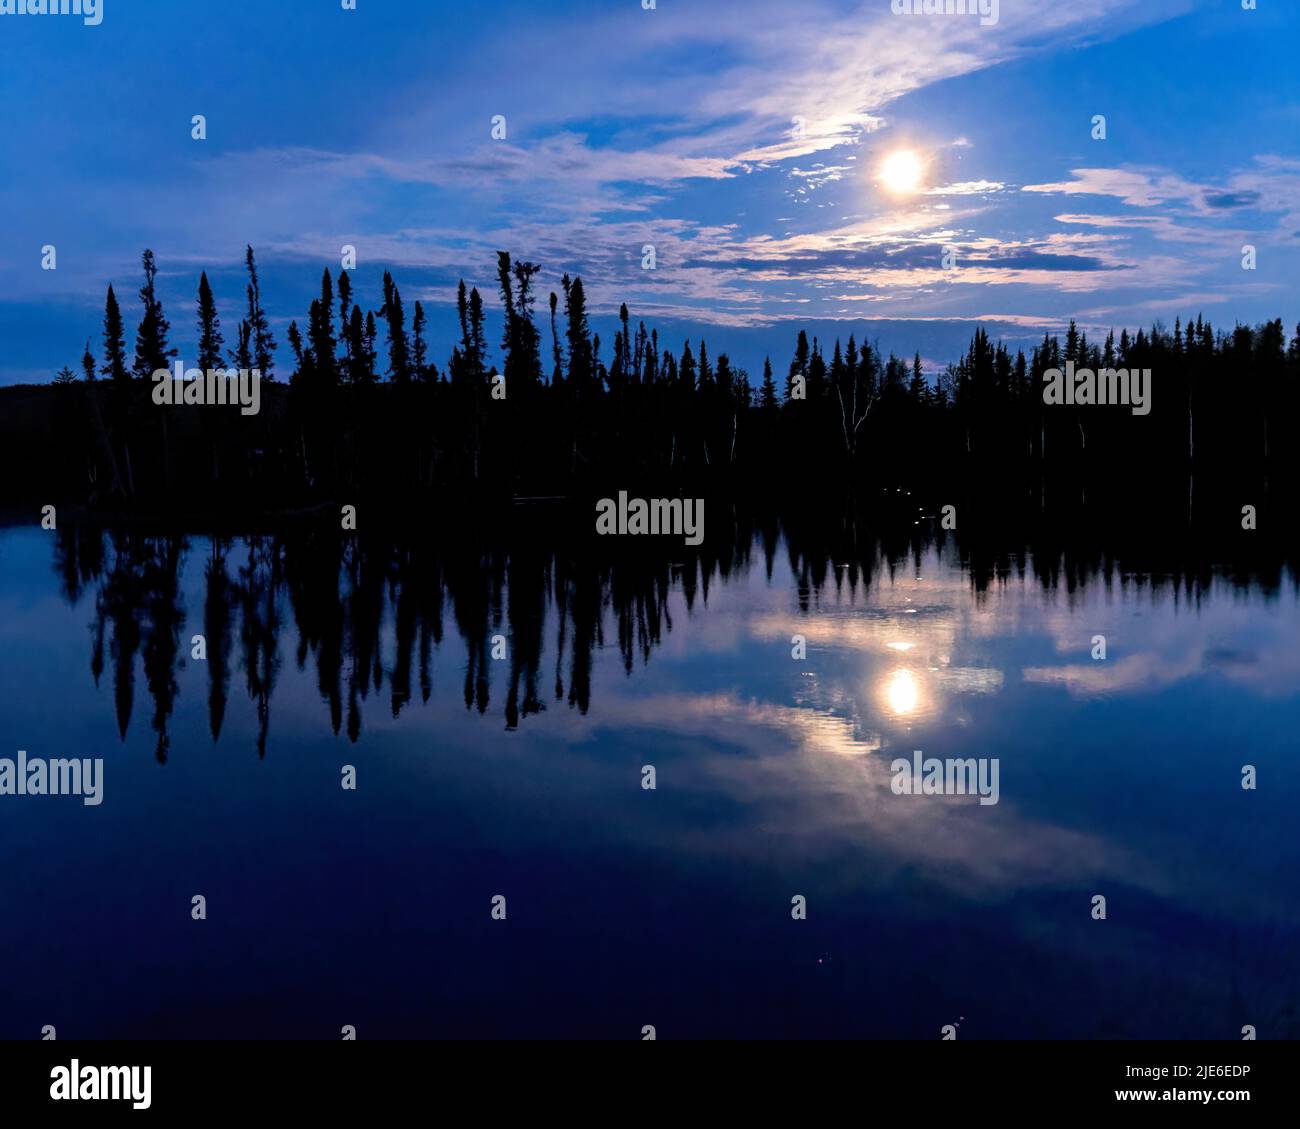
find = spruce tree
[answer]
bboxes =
[364,311,379,383]
[133,250,176,379]
[412,301,428,381]
[759,356,778,410]
[697,340,713,387]
[468,287,487,375]
[244,246,276,380]
[196,271,225,373]
[347,306,365,384]
[496,253,542,386]
[786,330,809,400]
[549,291,564,384]
[338,271,352,337]
[456,280,471,368]
[679,340,696,387]
[909,353,927,402]
[101,284,129,383]
[512,260,542,384]
[380,271,410,382]
[308,270,338,386]
[563,275,592,388]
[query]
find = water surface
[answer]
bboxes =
[1,523,1296,1039]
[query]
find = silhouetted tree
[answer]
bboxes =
[496,252,542,387]
[196,271,225,372]
[380,271,411,382]
[307,270,338,387]
[412,300,428,380]
[101,284,129,383]
[244,246,277,380]
[759,356,778,411]
[133,249,176,379]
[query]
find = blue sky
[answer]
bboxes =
[1,0,1297,383]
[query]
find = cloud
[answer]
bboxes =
[1022,168,1203,208]
[1028,159,1300,233]
[925,180,1007,196]
[1203,190,1262,209]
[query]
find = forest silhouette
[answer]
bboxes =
[3,247,1300,525]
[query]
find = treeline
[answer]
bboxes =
[12,248,1300,520]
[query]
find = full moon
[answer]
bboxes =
[879,149,925,194]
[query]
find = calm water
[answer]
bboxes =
[1,522,1297,1039]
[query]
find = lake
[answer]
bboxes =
[1,518,1296,1039]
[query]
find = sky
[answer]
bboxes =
[1,0,1297,384]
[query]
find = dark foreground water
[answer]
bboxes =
[1,521,1297,1039]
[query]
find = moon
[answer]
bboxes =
[879,149,925,195]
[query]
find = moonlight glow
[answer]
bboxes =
[879,149,925,194]
[883,668,921,717]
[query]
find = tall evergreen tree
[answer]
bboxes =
[697,340,713,387]
[244,246,276,380]
[908,352,927,402]
[101,284,129,382]
[338,272,352,341]
[347,306,365,384]
[380,271,410,382]
[618,303,632,381]
[196,271,225,373]
[496,252,542,386]
[308,269,338,386]
[456,280,472,370]
[563,275,592,388]
[679,340,696,387]
[133,249,176,379]
[337,271,353,375]
[470,286,486,369]
[786,330,809,400]
[412,301,428,380]
[549,291,564,384]
[364,311,379,383]
[759,356,778,410]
